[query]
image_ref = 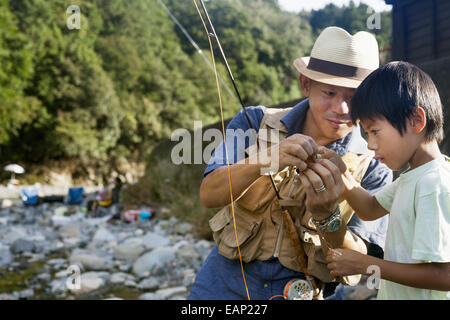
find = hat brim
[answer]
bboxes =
[294,57,363,89]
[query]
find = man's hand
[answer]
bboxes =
[298,159,345,220]
[267,133,320,172]
[326,248,367,277]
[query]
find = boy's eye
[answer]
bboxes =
[370,130,379,135]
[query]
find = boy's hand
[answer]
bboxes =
[326,248,367,277]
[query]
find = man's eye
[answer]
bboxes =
[371,130,379,135]
[323,91,335,97]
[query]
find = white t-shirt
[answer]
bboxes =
[375,155,450,300]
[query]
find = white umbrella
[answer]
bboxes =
[4,164,25,181]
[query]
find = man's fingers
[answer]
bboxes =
[283,154,308,171]
[306,162,336,188]
[318,159,342,185]
[285,144,308,161]
[302,168,326,191]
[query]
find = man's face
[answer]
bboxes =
[300,75,356,143]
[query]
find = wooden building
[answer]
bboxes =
[386,0,450,152]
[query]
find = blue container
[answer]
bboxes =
[67,187,84,205]
[139,211,152,222]
[20,187,39,206]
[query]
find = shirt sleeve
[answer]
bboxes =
[412,190,450,262]
[347,159,393,250]
[204,106,266,177]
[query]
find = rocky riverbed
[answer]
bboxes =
[0,200,378,300]
[0,201,214,300]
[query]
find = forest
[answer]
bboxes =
[0,0,391,175]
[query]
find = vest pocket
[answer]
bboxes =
[209,205,263,261]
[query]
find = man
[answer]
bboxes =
[188,27,393,300]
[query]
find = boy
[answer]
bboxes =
[324,61,450,299]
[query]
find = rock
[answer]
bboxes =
[93,228,116,243]
[139,292,163,300]
[49,278,67,295]
[182,269,196,287]
[0,293,18,300]
[1,199,13,208]
[15,289,34,300]
[69,250,114,271]
[174,223,192,235]
[0,247,13,267]
[114,244,145,261]
[71,272,110,295]
[10,238,36,254]
[59,227,82,239]
[141,232,170,250]
[132,247,176,277]
[155,286,187,300]
[36,273,51,283]
[110,272,135,285]
[137,277,160,291]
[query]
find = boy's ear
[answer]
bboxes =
[411,106,427,134]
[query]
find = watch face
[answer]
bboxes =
[327,218,342,232]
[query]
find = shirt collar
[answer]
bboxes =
[280,99,370,156]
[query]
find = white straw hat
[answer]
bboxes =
[294,27,380,88]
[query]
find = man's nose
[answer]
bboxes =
[334,98,350,115]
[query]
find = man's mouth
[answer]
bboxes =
[327,119,350,128]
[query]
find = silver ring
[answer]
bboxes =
[315,154,322,160]
[314,184,326,193]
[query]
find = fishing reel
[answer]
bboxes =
[283,278,315,300]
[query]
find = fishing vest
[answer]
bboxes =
[209,107,374,285]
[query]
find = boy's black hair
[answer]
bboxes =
[350,61,444,143]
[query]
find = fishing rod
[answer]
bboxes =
[156,0,236,100]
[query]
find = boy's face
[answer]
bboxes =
[360,117,418,171]
[300,75,356,144]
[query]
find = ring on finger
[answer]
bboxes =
[314,184,326,193]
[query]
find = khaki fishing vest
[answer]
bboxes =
[209,107,374,285]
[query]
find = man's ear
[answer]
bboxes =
[411,106,427,134]
[299,74,311,98]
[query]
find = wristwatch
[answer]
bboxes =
[311,206,342,233]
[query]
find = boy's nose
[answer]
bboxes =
[367,140,378,151]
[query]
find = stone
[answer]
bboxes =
[174,222,192,235]
[110,272,135,285]
[93,228,116,243]
[114,244,145,261]
[132,247,176,277]
[137,277,160,291]
[59,227,82,239]
[0,247,13,267]
[141,232,170,250]
[69,251,114,271]
[10,238,36,254]
[139,293,163,300]
[155,286,188,300]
